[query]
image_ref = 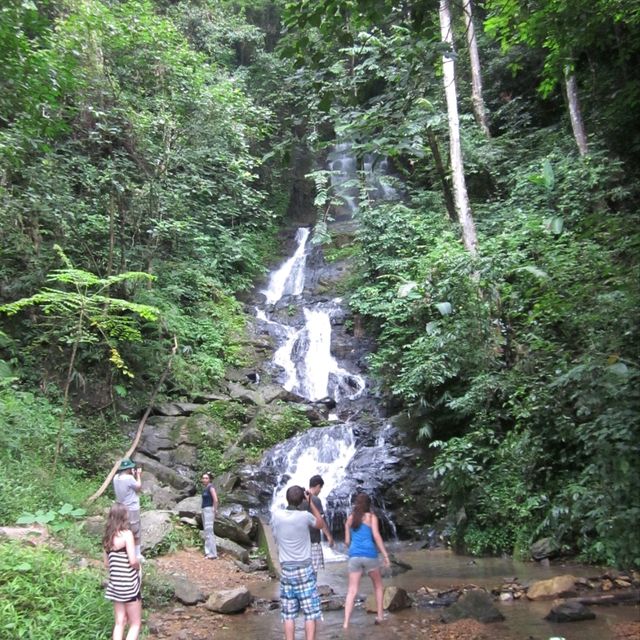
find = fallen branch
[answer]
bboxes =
[86,336,178,504]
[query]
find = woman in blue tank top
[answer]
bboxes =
[343,492,390,629]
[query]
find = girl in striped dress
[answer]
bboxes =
[103,502,142,640]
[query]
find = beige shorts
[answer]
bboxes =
[348,556,380,574]
[127,508,141,545]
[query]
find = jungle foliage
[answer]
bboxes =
[0,0,295,504]
[279,0,640,566]
[0,0,638,575]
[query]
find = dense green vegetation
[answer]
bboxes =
[0,542,113,639]
[0,0,638,612]
[0,0,292,516]
[278,0,639,566]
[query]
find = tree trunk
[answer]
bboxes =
[462,0,490,137]
[564,67,588,156]
[426,128,457,222]
[439,0,478,255]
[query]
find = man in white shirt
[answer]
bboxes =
[272,485,324,640]
[113,458,142,559]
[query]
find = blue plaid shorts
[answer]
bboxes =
[279,564,322,621]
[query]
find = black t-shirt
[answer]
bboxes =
[306,495,324,543]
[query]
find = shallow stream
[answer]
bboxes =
[215,545,638,640]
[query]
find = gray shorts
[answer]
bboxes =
[348,556,380,574]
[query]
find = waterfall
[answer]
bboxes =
[256,144,401,545]
[260,227,310,305]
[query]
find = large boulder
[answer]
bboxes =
[365,586,412,612]
[140,510,173,554]
[142,473,182,509]
[545,601,596,623]
[441,590,505,624]
[174,496,202,519]
[167,575,206,605]
[214,536,250,563]
[219,503,256,541]
[527,575,578,600]
[227,382,265,406]
[530,537,558,561]
[134,453,194,494]
[205,587,252,613]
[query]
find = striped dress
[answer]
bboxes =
[105,548,141,602]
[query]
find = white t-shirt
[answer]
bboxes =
[272,508,316,566]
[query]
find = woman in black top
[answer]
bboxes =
[201,472,219,559]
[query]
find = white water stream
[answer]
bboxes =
[256,144,399,548]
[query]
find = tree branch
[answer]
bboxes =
[86,335,179,504]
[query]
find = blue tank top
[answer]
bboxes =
[349,522,378,558]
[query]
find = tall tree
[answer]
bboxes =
[462,0,490,137]
[483,0,596,155]
[439,0,478,255]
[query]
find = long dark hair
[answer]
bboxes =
[351,492,372,530]
[102,502,130,552]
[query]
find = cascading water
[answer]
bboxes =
[255,145,402,546]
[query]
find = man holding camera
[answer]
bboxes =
[272,485,324,640]
[113,458,143,559]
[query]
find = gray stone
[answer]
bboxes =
[215,514,253,547]
[153,403,186,417]
[441,590,505,624]
[82,515,106,538]
[134,453,194,493]
[227,382,265,406]
[205,587,252,613]
[213,536,250,563]
[256,383,303,404]
[214,473,241,493]
[140,510,173,554]
[168,576,206,605]
[174,496,202,519]
[530,537,558,561]
[545,601,596,623]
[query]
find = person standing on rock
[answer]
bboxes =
[272,485,324,640]
[343,492,390,629]
[201,472,219,559]
[306,475,334,576]
[113,458,143,560]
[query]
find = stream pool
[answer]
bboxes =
[215,545,639,640]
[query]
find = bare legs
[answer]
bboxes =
[283,618,316,640]
[369,568,384,622]
[343,570,362,629]
[343,568,385,629]
[112,600,141,640]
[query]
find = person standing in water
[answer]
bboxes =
[200,472,219,559]
[103,502,142,640]
[113,458,143,560]
[272,485,324,640]
[306,475,334,576]
[343,492,391,629]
